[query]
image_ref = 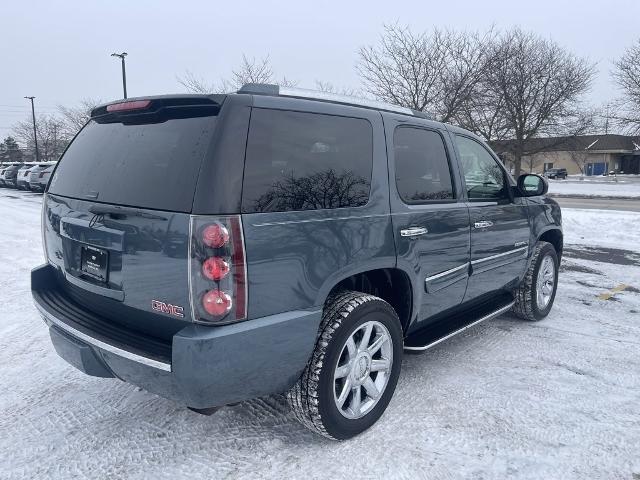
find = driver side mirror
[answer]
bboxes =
[517,174,548,197]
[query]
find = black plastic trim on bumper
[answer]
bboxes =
[31,264,172,371]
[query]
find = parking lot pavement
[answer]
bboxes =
[554,196,640,212]
[547,177,640,198]
[1,189,639,480]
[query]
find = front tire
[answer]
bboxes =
[513,241,559,321]
[287,291,403,440]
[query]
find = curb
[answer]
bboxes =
[548,194,639,201]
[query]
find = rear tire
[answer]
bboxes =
[287,291,403,440]
[513,241,558,321]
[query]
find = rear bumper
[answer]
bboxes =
[32,264,322,408]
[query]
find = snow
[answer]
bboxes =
[1,190,639,479]
[562,208,640,250]
[548,177,640,198]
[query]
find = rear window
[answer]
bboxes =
[48,116,217,212]
[242,108,373,213]
[394,127,455,203]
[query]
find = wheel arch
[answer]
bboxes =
[322,267,413,334]
[537,227,563,260]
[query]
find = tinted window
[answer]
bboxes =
[455,135,507,200]
[393,127,454,203]
[48,116,217,212]
[242,109,373,213]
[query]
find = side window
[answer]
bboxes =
[393,127,455,203]
[242,109,373,213]
[455,135,508,200]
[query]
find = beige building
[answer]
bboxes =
[491,134,640,176]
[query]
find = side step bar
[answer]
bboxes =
[404,300,515,352]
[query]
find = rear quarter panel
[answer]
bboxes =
[241,97,395,320]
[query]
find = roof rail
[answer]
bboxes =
[237,83,431,119]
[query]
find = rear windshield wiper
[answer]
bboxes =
[88,204,167,221]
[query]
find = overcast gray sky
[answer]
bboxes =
[1,0,638,139]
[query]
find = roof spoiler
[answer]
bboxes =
[91,95,226,120]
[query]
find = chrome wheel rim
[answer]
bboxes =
[333,320,393,420]
[536,255,555,310]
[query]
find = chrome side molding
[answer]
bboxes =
[471,247,527,266]
[425,262,469,283]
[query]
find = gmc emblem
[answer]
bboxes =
[151,300,185,318]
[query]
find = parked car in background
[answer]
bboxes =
[16,163,38,190]
[543,168,567,179]
[0,165,8,186]
[32,87,562,440]
[0,163,24,188]
[26,162,56,192]
[29,162,56,192]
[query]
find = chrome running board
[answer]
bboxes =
[404,301,514,352]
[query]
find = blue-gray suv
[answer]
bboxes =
[31,85,562,439]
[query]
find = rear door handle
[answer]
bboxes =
[400,226,428,237]
[474,220,494,229]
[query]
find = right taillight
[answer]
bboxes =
[189,215,247,325]
[201,222,229,248]
[202,256,230,281]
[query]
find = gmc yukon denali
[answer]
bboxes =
[31,85,562,439]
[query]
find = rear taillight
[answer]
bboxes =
[189,215,247,325]
[202,290,232,316]
[201,222,229,248]
[202,257,229,281]
[41,194,48,262]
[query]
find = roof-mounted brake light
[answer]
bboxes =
[106,100,152,113]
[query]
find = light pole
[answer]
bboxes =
[24,96,39,162]
[111,52,128,99]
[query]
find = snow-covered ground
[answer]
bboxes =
[548,177,640,198]
[562,207,640,249]
[1,190,639,480]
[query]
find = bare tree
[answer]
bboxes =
[567,149,589,175]
[177,70,217,94]
[12,114,68,162]
[357,25,491,121]
[226,55,274,89]
[613,39,640,133]
[57,98,101,138]
[314,80,362,97]
[475,28,594,176]
[437,29,496,122]
[252,169,369,213]
[178,55,296,94]
[454,88,510,142]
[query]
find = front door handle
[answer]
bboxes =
[400,226,428,237]
[474,220,494,229]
